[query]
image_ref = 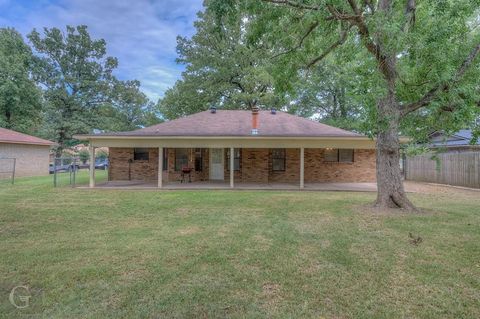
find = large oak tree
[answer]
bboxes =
[210,0,480,211]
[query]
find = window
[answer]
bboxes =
[195,148,203,171]
[226,148,241,171]
[339,149,354,163]
[162,148,168,171]
[324,148,338,162]
[324,149,354,163]
[134,148,149,161]
[175,149,189,171]
[272,149,286,171]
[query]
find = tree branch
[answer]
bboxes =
[326,4,393,80]
[272,21,319,58]
[261,0,320,11]
[363,0,376,13]
[401,43,480,115]
[306,25,351,68]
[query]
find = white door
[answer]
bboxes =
[209,148,224,180]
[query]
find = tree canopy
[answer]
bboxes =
[207,0,480,210]
[159,7,285,120]
[0,28,43,134]
[25,25,159,152]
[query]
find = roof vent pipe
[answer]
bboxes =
[271,108,276,115]
[251,106,259,135]
[210,106,217,114]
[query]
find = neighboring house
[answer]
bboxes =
[427,130,480,152]
[405,130,480,188]
[74,109,377,188]
[0,127,55,178]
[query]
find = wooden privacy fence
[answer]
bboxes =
[405,152,480,188]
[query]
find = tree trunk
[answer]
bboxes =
[375,97,417,211]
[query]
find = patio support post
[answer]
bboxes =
[158,147,163,188]
[230,147,234,188]
[89,144,95,188]
[300,147,304,189]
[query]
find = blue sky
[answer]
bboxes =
[0,0,204,101]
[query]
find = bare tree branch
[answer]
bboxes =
[401,43,480,115]
[261,0,320,11]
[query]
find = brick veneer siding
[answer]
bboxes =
[109,148,159,181]
[109,147,376,183]
[304,149,376,183]
[0,143,50,178]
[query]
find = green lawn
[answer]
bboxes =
[1,173,479,318]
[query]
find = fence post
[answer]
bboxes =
[53,158,57,187]
[11,158,16,185]
[72,157,77,188]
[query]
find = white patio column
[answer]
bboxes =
[89,144,95,188]
[300,147,305,189]
[230,147,234,188]
[158,147,163,188]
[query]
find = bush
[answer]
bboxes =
[96,150,108,161]
[78,149,90,164]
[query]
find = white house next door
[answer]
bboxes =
[209,148,224,180]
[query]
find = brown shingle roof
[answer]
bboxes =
[93,110,363,138]
[0,127,55,146]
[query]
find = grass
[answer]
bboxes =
[0,172,479,318]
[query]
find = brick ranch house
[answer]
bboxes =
[74,109,377,188]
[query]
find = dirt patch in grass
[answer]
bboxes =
[261,283,283,311]
[352,203,435,216]
[177,226,201,236]
[405,181,480,196]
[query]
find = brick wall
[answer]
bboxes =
[109,148,158,181]
[0,143,50,178]
[304,149,376,182]
[109,147,376,183]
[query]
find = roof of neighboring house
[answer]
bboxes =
[0,127,55,146]
[429,129,480,147]
[82,110,363,138]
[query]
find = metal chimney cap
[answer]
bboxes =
[210,106,217,113]
[271,108,276,114]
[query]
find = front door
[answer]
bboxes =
[209,148,224,180]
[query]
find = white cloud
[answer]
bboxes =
[0,0,203,101]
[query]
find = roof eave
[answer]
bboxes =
[73,134,371,140]
[0,139,56,146]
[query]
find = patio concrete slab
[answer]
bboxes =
[86,180,379,192]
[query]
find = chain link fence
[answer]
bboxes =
[51,157,79,187]
[0,158,16,185]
